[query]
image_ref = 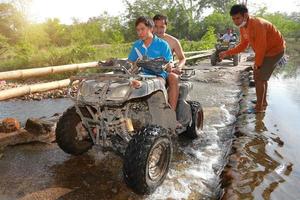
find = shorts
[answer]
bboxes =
[254,51,284,81]
[141,68,169,80]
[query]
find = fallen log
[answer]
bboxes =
[0,129,55,149]
[0,61,98,81]
[0,79,71,100]
[0,50,213,81]
[0,52,213,101]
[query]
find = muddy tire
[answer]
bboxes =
[210,52,217,66]
[123,125,172,194]
[233,54,239,66]
[182,101,204,139]
[56,106,93,155]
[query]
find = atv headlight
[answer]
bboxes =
[107,85,131,100]
[79,81,95,97]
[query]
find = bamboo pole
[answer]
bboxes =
[0,50,212,81]
[0,61,98,81]
[0,79,71,101]
[0,52,213,101]
[183,50,211,55]
[185,51,213,61]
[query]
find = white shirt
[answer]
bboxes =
[221,33,233,42]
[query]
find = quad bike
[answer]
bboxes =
[211,36,240,66]
[55,58,204,194]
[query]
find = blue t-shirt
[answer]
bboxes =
[128,35,172,79]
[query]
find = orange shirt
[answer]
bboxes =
[225,16,285,66]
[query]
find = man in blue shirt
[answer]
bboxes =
[128,16,179,112]
[128,17,172,79]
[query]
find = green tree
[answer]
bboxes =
[21,24,50,48]
[263,13,300,38]
[0,34,9,56]
[123,0,215,41]
[209,0,237,14]
[201,11,235,38]
[45,18,70,46]
[199,26,217,49]
[0,3,26,43]
[255,8,300,39]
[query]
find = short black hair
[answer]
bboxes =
[230,4,248,16]
[153,14,168,25]
[135,16,154,28]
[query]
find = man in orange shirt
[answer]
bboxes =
[220,4,285,113]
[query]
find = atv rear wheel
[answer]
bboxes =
[123,125,172,194]
[182,101,204,139]
[56,106,93,155]
[210,52,217,66]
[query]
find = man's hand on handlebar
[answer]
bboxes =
[165,62,175,73]
[171,68,182,75]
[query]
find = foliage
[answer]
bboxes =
[254,8,300,39]
[0,2,26,43]
[181,26,217,51]
[0,34,9,56]
[201,11,236,37]
[22,23,50,48]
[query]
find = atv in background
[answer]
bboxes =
[211,34,240,66]
[55,58,204,194]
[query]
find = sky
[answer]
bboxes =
[26,0,300,24]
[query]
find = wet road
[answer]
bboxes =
[0,59,245,199]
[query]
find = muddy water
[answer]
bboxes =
[222,60,300,199]
[0,60,243,199]
[0,98,73,125]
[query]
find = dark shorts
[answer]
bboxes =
[254,51,284,81]
[141,68,169,80]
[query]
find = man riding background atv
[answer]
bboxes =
[211,28,239,66]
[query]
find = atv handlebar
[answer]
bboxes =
[180,68,195,80]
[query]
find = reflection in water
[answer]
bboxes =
[255,113,267,133]
[222,62,300,199]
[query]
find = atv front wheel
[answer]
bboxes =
[210,52,217,66]
[56,106,93,155]
[182,101,204,139]
[233,54,239,66]
[123,125,172,194]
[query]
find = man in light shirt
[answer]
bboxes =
[221,28,234,42]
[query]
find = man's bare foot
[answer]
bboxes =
[255,105,266,113]
[251,99,268,108]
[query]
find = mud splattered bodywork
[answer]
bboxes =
[55,59,203,194]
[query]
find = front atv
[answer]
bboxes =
[55,59,204,194]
